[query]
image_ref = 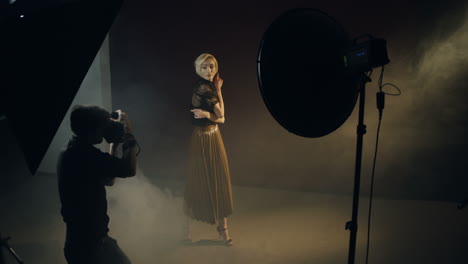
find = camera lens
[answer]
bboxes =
[110,111,119,119]
[103,120,125,143]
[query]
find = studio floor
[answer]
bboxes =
[1,172,467,264]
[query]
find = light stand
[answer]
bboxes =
[344,36,389,264]
[346,74,371,264]
[256,9,390,264]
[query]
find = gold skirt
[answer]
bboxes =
[184,125,233,225]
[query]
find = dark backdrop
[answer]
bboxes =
[109,0,468,201]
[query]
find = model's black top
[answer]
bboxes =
[190,78,219,126]
[57,136,129,244]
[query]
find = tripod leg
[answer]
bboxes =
[0,244,5,264]
[0,233,6,264]
[457,199,468,210]
[0,234,24,264]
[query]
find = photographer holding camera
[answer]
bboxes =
[57,105,137,264]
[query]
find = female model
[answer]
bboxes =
[184,53,233,245]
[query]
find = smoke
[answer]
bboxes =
[364,6,468,200]
[414,8,468,126]
[106,168,188,263]
[388,6,468,142]
[108,1,468,201]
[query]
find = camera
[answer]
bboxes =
[103,111,126,143]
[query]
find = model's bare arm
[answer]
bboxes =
[213,75,224,118]
[208,112,225,124]
[191,109,225,124]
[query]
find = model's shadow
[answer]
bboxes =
[183,239,230,247]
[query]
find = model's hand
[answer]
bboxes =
[190,109,210,119]
[213,74,223,93]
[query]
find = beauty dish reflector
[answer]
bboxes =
[257,8,358,138]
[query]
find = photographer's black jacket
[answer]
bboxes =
[57,136,128,244]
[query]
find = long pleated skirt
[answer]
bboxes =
[184,124,233,225]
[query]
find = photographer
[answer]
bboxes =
[57,105,137,264]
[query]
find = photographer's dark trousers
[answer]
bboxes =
[64,234,131,264]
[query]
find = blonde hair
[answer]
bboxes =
[194,53,218,76]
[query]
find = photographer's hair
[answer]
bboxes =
[70,105,109,138]
[194,53,218,76]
